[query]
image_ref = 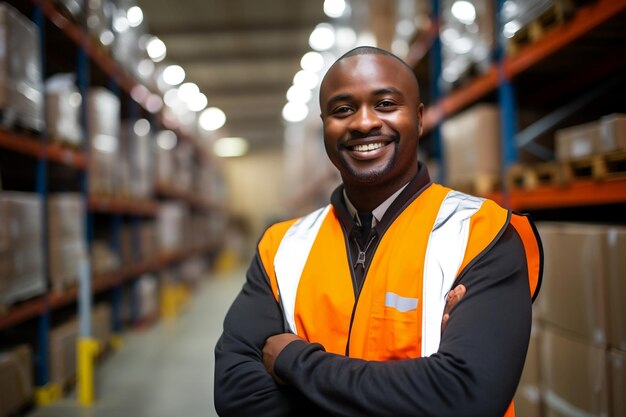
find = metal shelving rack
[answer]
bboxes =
[419,0,626,210]
[0,0,225,404]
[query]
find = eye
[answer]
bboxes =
[331,105,353,116]
[377,99,397,109]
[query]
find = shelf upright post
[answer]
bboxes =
[32,3,60,406]
[429,0,444,182]
[496,0,519,205]
[76,24,98,407]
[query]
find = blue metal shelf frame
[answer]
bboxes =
[430,0,444,182]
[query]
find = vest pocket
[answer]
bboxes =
[367,305,421,361]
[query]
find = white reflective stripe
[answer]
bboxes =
[385,292,418,312]
[274,205,331,334]
[421,191,484,357]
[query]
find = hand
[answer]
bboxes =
[441,284,466,333]
[263,333,303,385]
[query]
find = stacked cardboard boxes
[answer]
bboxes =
[45,74,83,147]
[88,87,121,196]
[0,344,33,417]
[441,104,501,194]
[48,193,87,293]
[0,192,45,308]
[515,223,626,416]
[555,114,626,162]
[0,3,44,132]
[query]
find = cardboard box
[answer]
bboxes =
[555,121,600,162]
[536,223,609,346]
[49,319,78,388]
[0,344,33,417]
[92,303,111,349]
[515,322,542,417]
[607,227,626,352]
[441,104,501,193]
[598,113,626,154]
[541,325,609,417]
[609,349,626,417]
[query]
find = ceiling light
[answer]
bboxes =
[286,85,312,103]
[282,102,309,123]
[162,65,185,86]
[335,27,357,51]
[164,88,181,107]
[137,59,154,78]
[147,37,166,62]
[99,30,114,46]
[199,107,226,131]
[113,15,129,33]
[396,19,415,37]
[392,39,409,58]
[156,130,177,150]
[309,23,336,51]
[187,92,207,112]
[293,70,319,90]
[356,31,377,47]
[133,118,151,136]
[323,0,346,18]
[178,82,199,103]
[301,51,324,73]
[451,37,474,54]
[503,20,522,38]
[127,6,143,27]
[214,137,249,158]
[451,1,477,25]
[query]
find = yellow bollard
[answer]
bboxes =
[77,337,100,406]
[34,384,62,406]
[109,333,124,350]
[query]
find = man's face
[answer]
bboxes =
[320,54,423,189]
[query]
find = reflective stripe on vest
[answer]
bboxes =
[421,190,484,356]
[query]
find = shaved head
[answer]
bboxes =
[321,46,420,107]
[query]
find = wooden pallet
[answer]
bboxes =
[506,162,565,190]
[562,149,626,182]
[448,173,501,196]
[507,0,576,55]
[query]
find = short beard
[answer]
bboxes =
[339,142,398,185]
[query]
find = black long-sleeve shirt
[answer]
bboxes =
[214,168,534,417]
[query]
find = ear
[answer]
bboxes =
[416,103,425,138]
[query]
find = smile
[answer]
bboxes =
[351,142,386,152]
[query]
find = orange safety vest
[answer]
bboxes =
[258,183,542,417]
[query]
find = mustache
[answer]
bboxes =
[347,130,398,141]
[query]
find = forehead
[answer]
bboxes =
[321,54,417,98]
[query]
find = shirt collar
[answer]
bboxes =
[343,182,410,228]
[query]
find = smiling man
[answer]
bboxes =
[214,46,543,417]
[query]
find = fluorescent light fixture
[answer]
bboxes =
[113,15,129,33]
[503,20,522,38]
[323,0,346,18]
[127,6,143,27]
[163,65,185,86]
[214,137,249,157]
[335,27,357,51]
[451,1,477,25]
[309,23,335,51]
[301,51,324,72]
[199,107,226,131]
[99,30,114,46]
[133,119,151,136]
[282,101,309,123]
[286,85,312,103]
[147,37,166,62]
[293,70,319,90]
[187,92,207,112]
[156,130,177,150]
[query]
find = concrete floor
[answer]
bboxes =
[27,267,246,417]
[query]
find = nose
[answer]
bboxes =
[349,106,382,134]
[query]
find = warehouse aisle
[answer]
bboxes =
[26,267,246,417]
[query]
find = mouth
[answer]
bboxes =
[350,142,387,152]
[344,138,394,161]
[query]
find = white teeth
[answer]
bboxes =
[353,142,384,152]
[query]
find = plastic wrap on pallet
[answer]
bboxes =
[120,120,154,199]
[136,274,158,321]
[157,202,187,251]
[0,192,45,307]
[0,344,33,417]
[0,3,44,132]
[88,88,120,196]
[45,74,83,147]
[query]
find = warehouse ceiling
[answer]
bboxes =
[136,0,329,154]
